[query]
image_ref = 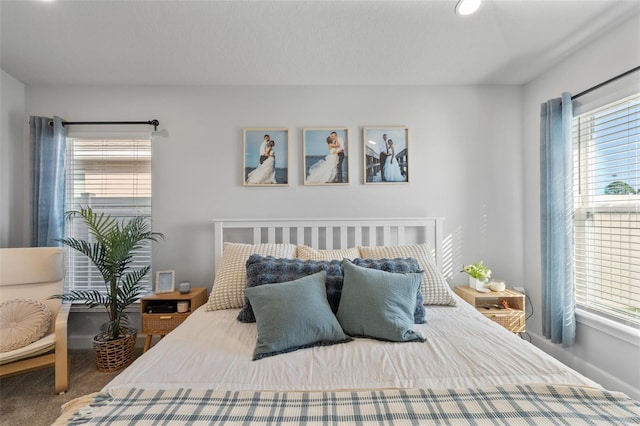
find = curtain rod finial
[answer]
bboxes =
[149,119,160,131]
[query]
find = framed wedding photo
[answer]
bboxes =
[243,128,289,186]
[303,128,349,185]
[155,270,175,294]
[363,126,410,184]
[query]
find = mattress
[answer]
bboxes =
[105,293,600,393]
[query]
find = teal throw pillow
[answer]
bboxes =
[337,259,425,342]
[244,271,352,360]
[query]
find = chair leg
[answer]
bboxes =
[54,303,71,394]
[54,347,69,394]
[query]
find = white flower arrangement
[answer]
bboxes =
[462,261,492,283]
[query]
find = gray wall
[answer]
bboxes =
[24,84,525,292]
[22,83,526,351]
[0,70,26,248]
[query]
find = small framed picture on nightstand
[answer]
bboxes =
[155,270,175,293]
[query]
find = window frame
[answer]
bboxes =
[572,93,640,328]
[63,133,154,296]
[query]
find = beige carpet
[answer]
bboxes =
[0,349,141,426]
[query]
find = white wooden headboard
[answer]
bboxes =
[213,217,444,270]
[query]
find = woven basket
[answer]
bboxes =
[92,328,137,372]
[481,309,525,333]
[142,313,190,335]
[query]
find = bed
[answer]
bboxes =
[57,218,640,425]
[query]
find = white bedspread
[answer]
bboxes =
[106,294,600,392]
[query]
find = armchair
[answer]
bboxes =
[0,247,70,394]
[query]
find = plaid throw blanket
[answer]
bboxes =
[68,385,640,425]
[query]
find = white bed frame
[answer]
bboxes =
[213,217,444,269]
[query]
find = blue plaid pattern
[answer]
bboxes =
[68,385,640,425]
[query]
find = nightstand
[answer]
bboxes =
[454,286,525,333]
[140,287,208,352]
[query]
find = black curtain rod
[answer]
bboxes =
[571,65,640,100]
[49,119,160,131]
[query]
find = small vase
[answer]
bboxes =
[469,276,486,290]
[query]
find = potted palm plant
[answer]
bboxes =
[52,207,164,372]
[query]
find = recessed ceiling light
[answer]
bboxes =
[455,0,482,16]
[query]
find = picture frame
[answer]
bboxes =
[243,128,289,186]
[303,128,349,185]
[155,270,175,294]
[363,127,410,184]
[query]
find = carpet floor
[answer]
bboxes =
[1,349,141,426]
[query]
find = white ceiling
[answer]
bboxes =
[1,0,639,86]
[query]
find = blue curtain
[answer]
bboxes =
[540,92,575,347]
[30,116,67,247]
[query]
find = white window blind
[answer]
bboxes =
[573,93,640,326]
[64,137,153,294]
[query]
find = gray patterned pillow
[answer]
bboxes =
[237,255,344,323]
[351,257,426,324]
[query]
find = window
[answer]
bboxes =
[573,93,640,326]
[64,137,153,294]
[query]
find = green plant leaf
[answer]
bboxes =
[49,290,109,308]
[56,206,164,340]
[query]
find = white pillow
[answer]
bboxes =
[358,244,456,306]
[0,298,52,352]
[296,245,360,261]
[206,242,297,311]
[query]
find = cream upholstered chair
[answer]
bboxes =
[0,247,70,393]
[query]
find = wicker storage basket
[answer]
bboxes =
[142,313,190,335]
[92,329,137,372]
[481,309,525,333]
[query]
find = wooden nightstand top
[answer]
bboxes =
[142,287,207,301]
[455,286,523,299]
